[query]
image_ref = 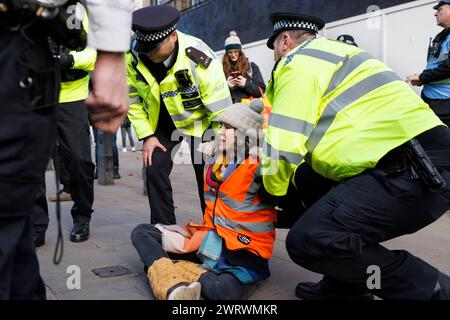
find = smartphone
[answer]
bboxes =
[230,71,241,78]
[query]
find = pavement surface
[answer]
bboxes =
[37,141,450,300]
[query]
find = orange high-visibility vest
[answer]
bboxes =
[189,157,276,260]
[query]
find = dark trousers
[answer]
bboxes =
[146,130,205,225]
[121,125,135,148]
[0,30,58,299]
[422,92,450,127]
[31,181,49,239]
[55,100,94,224]
[131,224,256,300]
[93,127,119,168]
[52,144,71,193]
[286,160,450,299]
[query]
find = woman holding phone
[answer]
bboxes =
[222,31,266,103]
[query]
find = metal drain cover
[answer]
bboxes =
[91,265,132,278]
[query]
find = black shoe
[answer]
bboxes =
[33,235,45,248]
[431,272,450,300]
[113,166,121,179]
[70,223,90,242]
[295,278,374,300]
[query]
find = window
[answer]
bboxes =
[146,0,209,12]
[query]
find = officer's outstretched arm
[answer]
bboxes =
[71,47,97,72]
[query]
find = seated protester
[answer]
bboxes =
[223,31,266,103]
[131,99,276,300]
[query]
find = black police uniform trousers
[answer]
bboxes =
[286,128,450,299]
[422,92,450,127]
[0,30,58,299]
[55,100,94,225]
[32,100,94,239]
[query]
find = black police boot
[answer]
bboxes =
[431,272,450,300]
[113,166,121,179]
[70,222,90,242]
[296,277,374,300]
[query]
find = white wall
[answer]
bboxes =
[216,0,442,91]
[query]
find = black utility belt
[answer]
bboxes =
[377,139,448,192]
[61,69,89,83]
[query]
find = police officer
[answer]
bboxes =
[407,1,450,126]
[0,0,132,300]
[33,13,97,244]
[127,6,232,225]
[262,12,450,300]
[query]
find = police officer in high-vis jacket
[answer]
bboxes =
[127,6,232,225]
[262,12,450,300]
[407,0,450,126]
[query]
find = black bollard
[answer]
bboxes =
[97,129,114,185]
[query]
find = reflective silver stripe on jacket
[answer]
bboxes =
[205,96,232,113]
[269,113,314,136]
[263,141,304,165]
[305,70,400,163]
[214,216,274,233]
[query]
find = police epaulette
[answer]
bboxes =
[185,46,212,68]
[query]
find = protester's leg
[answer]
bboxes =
[199,272,257,300]
[131,223,203,300]
[131,224,168,270]
[286,167,450,300]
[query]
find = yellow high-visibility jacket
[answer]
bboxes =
[126,31,232,139]
[263,37,443,196]
[59,13,96,104]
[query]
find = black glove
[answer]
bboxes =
[257,183,282,206]
[56,53,74,70]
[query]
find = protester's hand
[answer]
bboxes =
[227,76,237,88]
[142,136,167,166]
[236,75,247,88]
[406,74,422,86]
[86,51,129,133]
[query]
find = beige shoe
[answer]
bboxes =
[48,191,72,202]
[147,258,202,300]
[168,282,201,300]
[174,260,207,282]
